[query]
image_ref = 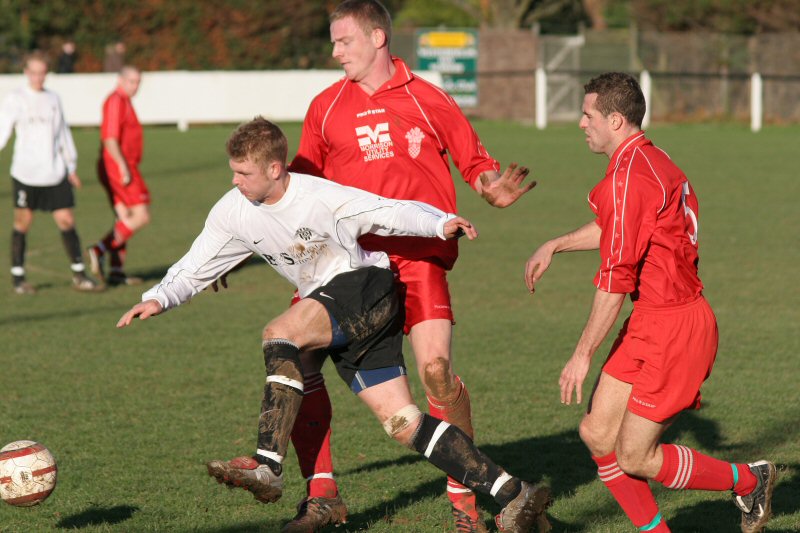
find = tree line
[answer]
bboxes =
[0,0,797,73]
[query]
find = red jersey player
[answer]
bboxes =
[524,72,776,533]
[284,1,536,532]
[88,66,150,286]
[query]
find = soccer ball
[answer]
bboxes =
[0,440,57,506]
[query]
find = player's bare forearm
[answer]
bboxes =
[559,289,625,404]
[475,163,537,208]
[551,220,602,253]
[116,299,163,328]
[103,138,131,184]
[525,221,601,293]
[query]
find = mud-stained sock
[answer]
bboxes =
[410,413,520,507]
[256,340,304,463]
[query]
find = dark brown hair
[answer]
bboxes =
[584,72,646,127]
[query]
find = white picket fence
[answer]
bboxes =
[534,69,766,132]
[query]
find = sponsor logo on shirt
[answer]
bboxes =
[356,108,386,118]
[405,127,425,159]
[295,227,313,241]
[355,123,395,162]
[261,243,329,267]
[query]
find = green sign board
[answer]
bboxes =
[416,28,478,108]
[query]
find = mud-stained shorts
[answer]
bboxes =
[305,266,405,387]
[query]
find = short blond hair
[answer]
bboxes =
[331,0,392,45]
[226,117,288,171]
[23,50,49,69]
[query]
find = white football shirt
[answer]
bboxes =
[0,85,78,186]
[143,172,455,310]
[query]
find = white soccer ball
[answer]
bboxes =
[0,440,58,506]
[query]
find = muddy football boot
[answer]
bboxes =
[280,494,348,532]
[495,481,553,533]
[72,271,104,292]
[206,456,284,503]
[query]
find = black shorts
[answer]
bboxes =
[305,266,405,387]
[12,177,74,211]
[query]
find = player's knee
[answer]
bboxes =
[382,404,423,447]
[578,416,613,455]
[615,442,647,477]
[262,324,291,343]
[129,210,150,230]
[421,357,456,401]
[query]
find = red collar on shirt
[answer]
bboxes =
[114,87,130,100]
[607,131,650,172]
[367,56,415,95]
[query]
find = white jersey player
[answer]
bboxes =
[141,171,458,310]
[0,51,100,294]
[118,117,552,533]
[0,85,77,188]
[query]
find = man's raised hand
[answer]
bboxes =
[479,163,537,208]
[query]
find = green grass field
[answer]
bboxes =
[1,121,798,532]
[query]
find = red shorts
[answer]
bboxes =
[98,158,150,207]
[602,296,718,423]
[389,256,453,334]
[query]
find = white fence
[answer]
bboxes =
[0,70,443,129]
[534,69,767,132]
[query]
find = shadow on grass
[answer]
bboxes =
[665,461,799,533]
[337,412,800,532]
[190,519,288,533]
[338,431,590,530]
[0,302,124,326]
[56,504,139,529]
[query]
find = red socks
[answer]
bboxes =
[593,452,669,532]
[655,444,756,495]
[99,220,134,254]
[289,373,338,499]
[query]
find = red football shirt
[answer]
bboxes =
[100,87,142,166]
[290,57,499,267]
[589,132,703,306]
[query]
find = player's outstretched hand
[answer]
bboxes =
[479,163,537,208]
[524,241,556,294]
[117,299,164,328]
[559,352,591,405]
[443,216,478,240]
